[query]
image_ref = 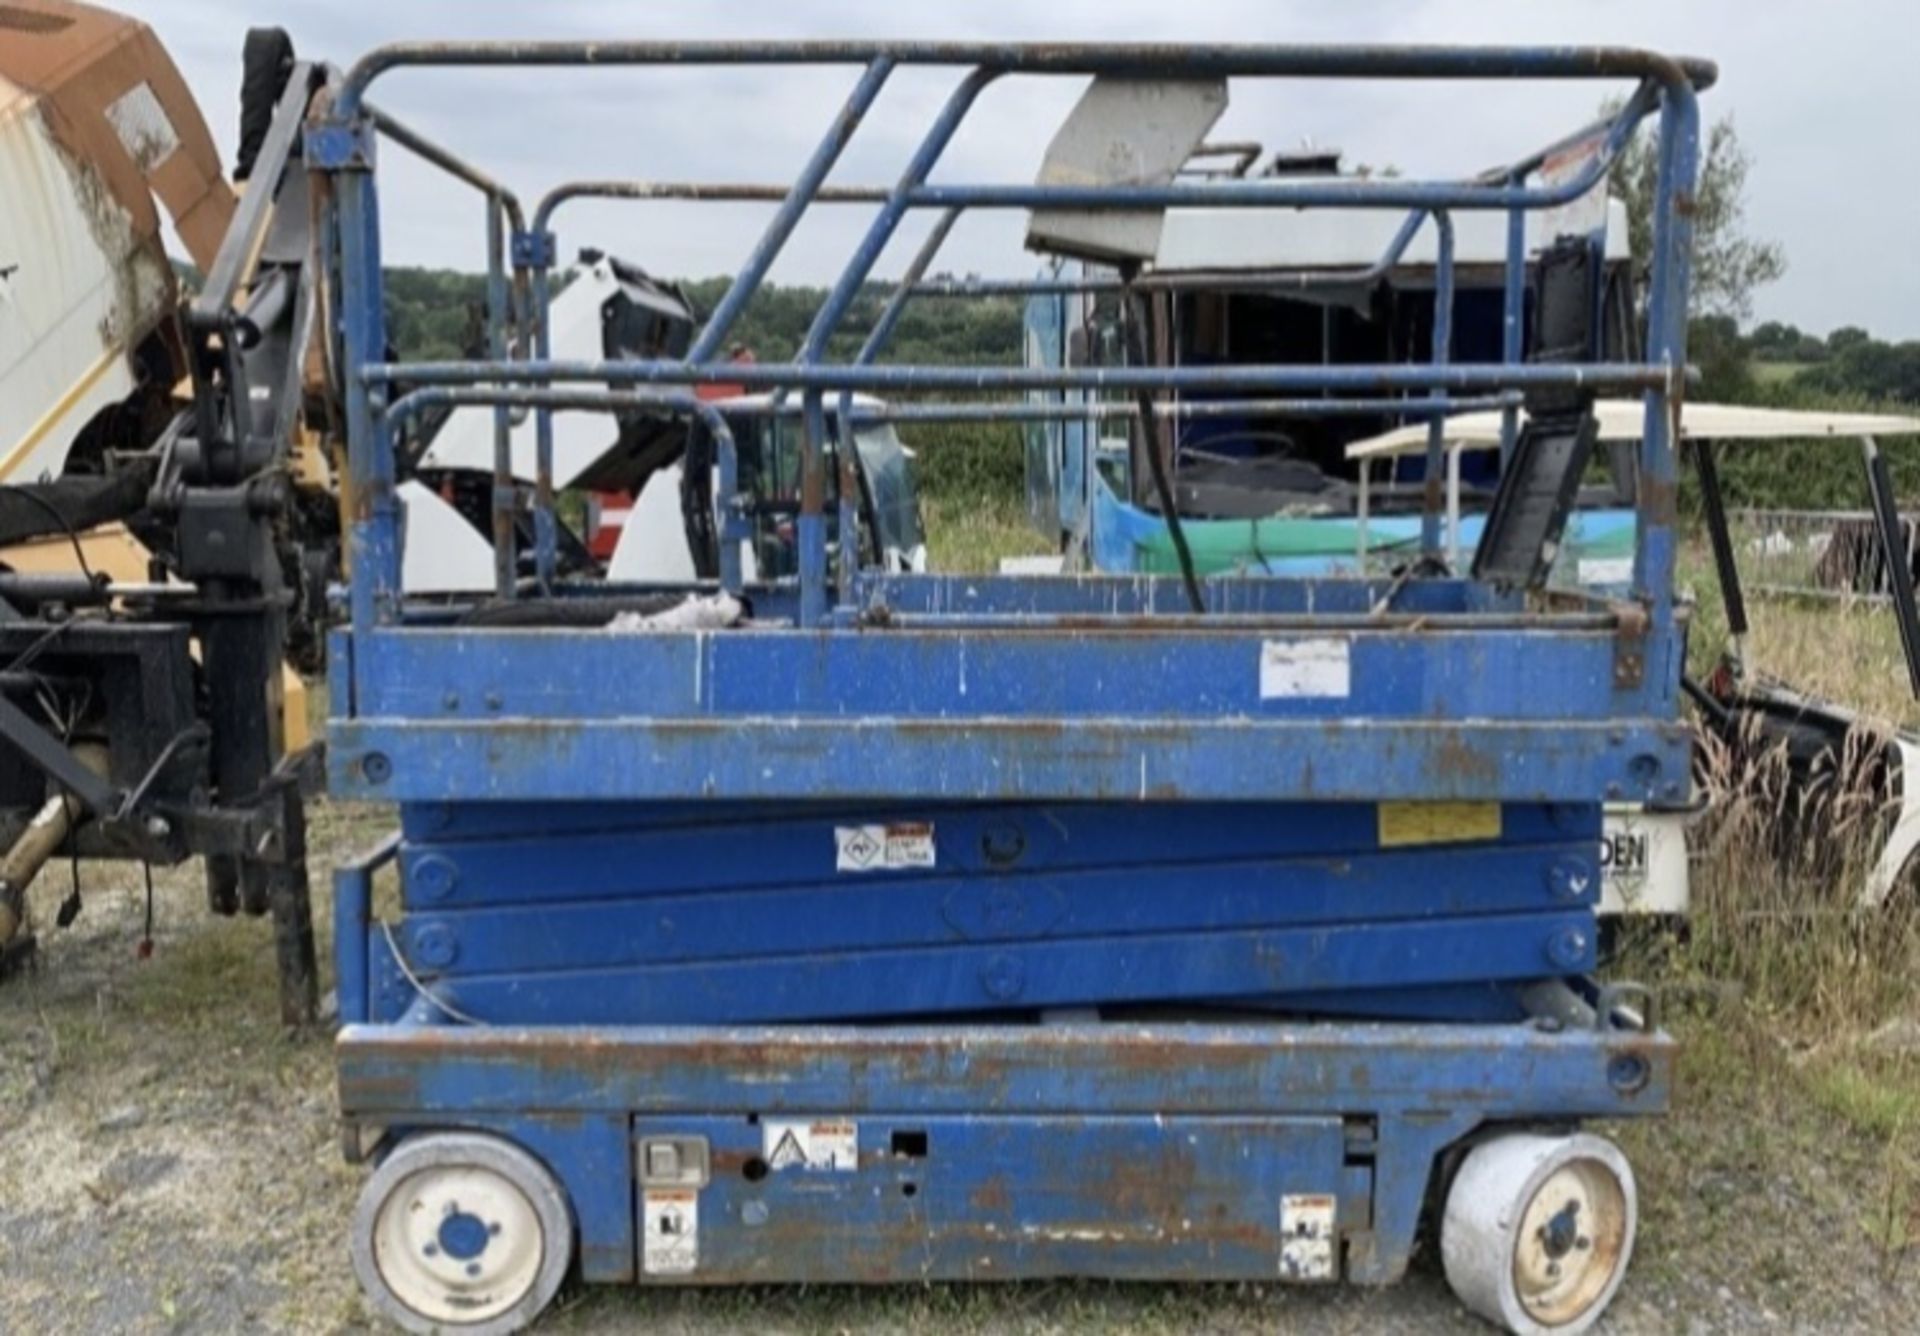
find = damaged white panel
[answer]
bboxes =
[105,82,179,170]
[1259,638,1351,700]
[1,89,153,483]
[1026,76,1227,263]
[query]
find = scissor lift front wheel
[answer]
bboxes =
[351,1131,575,1335]
[1442,1132,1637,1335]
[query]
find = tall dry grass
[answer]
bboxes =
[1629,547,1920,1035]
[1670,715,1918,1032]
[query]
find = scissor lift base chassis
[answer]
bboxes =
[337,1016,1669,1287]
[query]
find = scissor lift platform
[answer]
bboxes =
[316,37,1709,1336]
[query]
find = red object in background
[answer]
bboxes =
[586,491,632,560]
[586,347,757,557]
[696,343,755,401]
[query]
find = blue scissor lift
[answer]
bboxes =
[317,41,1710,1335]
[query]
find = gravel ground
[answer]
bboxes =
[2,801,1917,1334]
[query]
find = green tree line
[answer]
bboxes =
[377,263,1919,511]
[381,268,1028,503]
[377,268,1024,366]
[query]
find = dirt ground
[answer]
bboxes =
[3,798,1918,1334]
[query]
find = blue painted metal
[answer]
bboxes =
[336,1016,1671,1286]
[1637,84,1700,650]
[1502,188,1526,464]
[331,717,1684,806]
[800,390,830,625]
[1021,283,1069,534]
[528,256,557,590]
[644,1111,1357,1281]
[364,800,1604,1025]
[485,199,517,597]
[371,909,1598,1026]
[371,357,1676,395]
[835,391,859,605]
[337,621,1644,723]
[1423,209,1456,556]
[335,164,397,634]
[331,833,395,1027]
[390,800,1597,899]
[315,40,1704,1309]
[386,389,1528,432]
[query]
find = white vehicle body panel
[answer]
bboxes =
[607,463,725,586]
[1346,401,1920,463]
[0,73,169,483]
[397,480,498,594]
[1864,737,1920,908]
[416,258,626,489]
[1156,197,1630,274]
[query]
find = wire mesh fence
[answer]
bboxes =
[1731,508,1920,604]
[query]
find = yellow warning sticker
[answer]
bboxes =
[1377,802,1502,848]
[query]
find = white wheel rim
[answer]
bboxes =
[1510,1156,1630,1327]
[371,1163,548,1326]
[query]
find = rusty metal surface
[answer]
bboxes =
[330,42,1717,122]
[336,1018,1674,1119]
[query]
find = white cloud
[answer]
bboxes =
[137,0,1920,336]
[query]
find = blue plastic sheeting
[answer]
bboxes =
[1088,469,1638,583]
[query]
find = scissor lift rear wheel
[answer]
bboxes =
[1441,1132,1637,1335]
[351,1131,574,1335]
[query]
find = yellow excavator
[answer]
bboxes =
[2,1,340,1018]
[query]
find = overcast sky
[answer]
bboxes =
[139,0,1918,338]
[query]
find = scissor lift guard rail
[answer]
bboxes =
[316,40,1709,1335]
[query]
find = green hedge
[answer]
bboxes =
[1684,381,1920,513]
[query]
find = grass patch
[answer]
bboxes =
[924,491,1051,574]
[1752,361,1805,386]
[1806,1057,1920,1140]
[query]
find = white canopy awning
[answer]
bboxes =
[1344,401,1920,462]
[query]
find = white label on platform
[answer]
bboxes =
[1259,639,1351,699]
[1279,1193,1337,1281]
[642,1188,698,1274]
[764,1119,859,1172]
[835,823,935,872]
